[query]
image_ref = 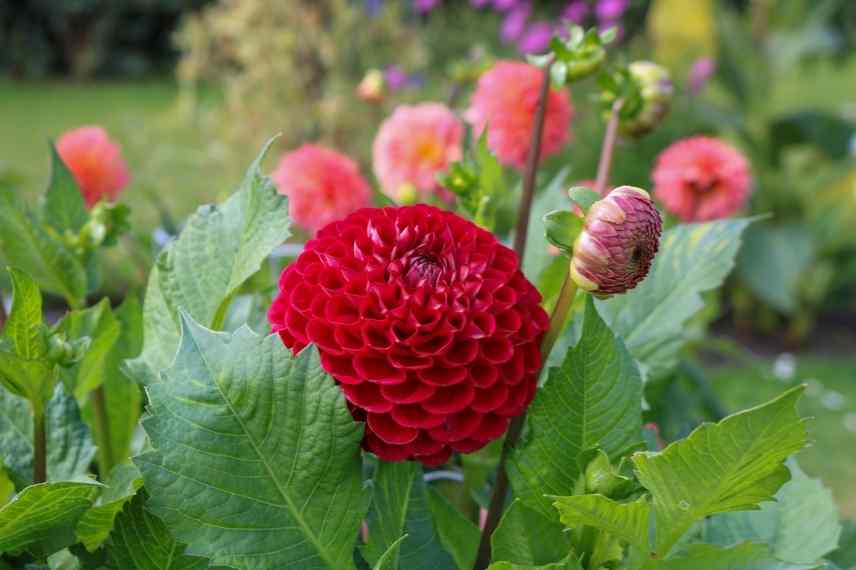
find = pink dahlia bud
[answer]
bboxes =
[570,186,662,296]
[373,103,464,203]
[622,61,673,137]
[272,144,373,234]
[465,61,573,169]
[56,126,130,208]
[269,205,549,466]
[652,136,752,222]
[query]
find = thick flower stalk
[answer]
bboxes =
[269,205,549,466]
[373,103,463,203]
[56,126,130,208]
[465,60,573,169]
[570,186,663,296]
[272,144,372,234]
[652,136,752,222]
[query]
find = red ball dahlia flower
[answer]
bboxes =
[56,126,130,208]
[272,144,373,235]
[652,136,752,222]
[269,205,549,466]
[373,103,463,203]
[570,186,662,296]
[465,61,573,170]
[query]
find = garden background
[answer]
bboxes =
[1,0,855,531]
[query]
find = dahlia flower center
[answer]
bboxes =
[404,253,444,287]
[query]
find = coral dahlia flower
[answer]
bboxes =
[56,126,130,208]
[272,144,372,234]
[269,205,549,466]
[465,61,573,169]
[652,136,752,222]
[373,103,463,202]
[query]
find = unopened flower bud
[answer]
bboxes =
[621,61,673,137]
[357,69,384,103]
[570,186,662,296]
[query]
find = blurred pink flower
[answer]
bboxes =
[562,0,589,24]
[595,0,629,21]
[373,103,463,202]
[688,58,717,94]
[652,136,752,222]
[413,0,441,13]
[465,61,573,169]
[56,126,130,208]
[493,0,519,10]
[501,3,531,42]
[272,144,372,234]
[518,22,553,54]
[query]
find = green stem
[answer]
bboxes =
[577,525,599,569]
[33,407,47,484]
[540,279,579,362]
[92,384,115,476]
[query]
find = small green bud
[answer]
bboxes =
[621,61,673,137]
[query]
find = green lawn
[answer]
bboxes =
[711,355,856,518]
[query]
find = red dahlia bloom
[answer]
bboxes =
[269,205,549,466]
[56,126,130,208]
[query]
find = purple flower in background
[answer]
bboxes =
[562,0,589,24]
[493,0,520,12]
[364,0,383,17]
[595,0,629,22]
[518,22,553,54]
[384,65,411,91]
[413,0,441,14]
[501,3,531,43]
[688,58,717,94]
[471,0,492,6]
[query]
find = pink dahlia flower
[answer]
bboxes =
[272,144,372,234]
[652,136,752,222]
[373,103,463,202]
[56,126,130,208]
[465,61,573,169]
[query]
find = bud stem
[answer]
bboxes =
[33,407,47,484]
[474,93,623,570]
[594,99,624,196]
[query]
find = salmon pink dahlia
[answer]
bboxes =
[56,126,130,208]
[652,136,752,222]
[373,103,463,202]
[465,61,573,169]
[272,144,372,234]
[269,205,549,466]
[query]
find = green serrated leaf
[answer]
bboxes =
[492,499,573,566]
[56,299,119,401]
[553,494,650,553]
[364,461,455,570]
[487,554,583,570]
[642,542,819,570]
[427,487,480,570]
[81,295,143,473]
[597,218,754,380]
[0,481,99,556]
[508,297,643,517]
[705,462,841,565]
[0,187,87,308]
[566,187,600,213]
[5,268,48,362]
[0,384,96,489]
[76,464,142,552]
[522,168,571,285]
[125,141,290,385]
[633,386,809,557]
[135,315,366,570]
[103,492,216,570]
[372,535,410,570]
[543,210,583,254]
[42,143,88,236]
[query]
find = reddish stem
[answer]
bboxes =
[594,99,623,196]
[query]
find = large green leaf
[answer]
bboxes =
[487,555,583,570]
[76,464,142,552]
[508,297,643,517]
[829,520,856,570]
[0,481,99,556]
[705,462,841,565]
[552,494,650,553]
[81,296,143,472]
[363,461,456,570]
[135,316,366,570]
[57,299,120,401]
[0,187,87,308]
[737,223,815,314]
[492,499,573,566]
[521,168,571,284]
[42,143,88,236]
[427,487,480,570]
[0,384,96,488]
[632,386,809,557]
[125,141,290,385]
[643,542,820,570]
[103,492,215,570]
[597,218,753,380]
